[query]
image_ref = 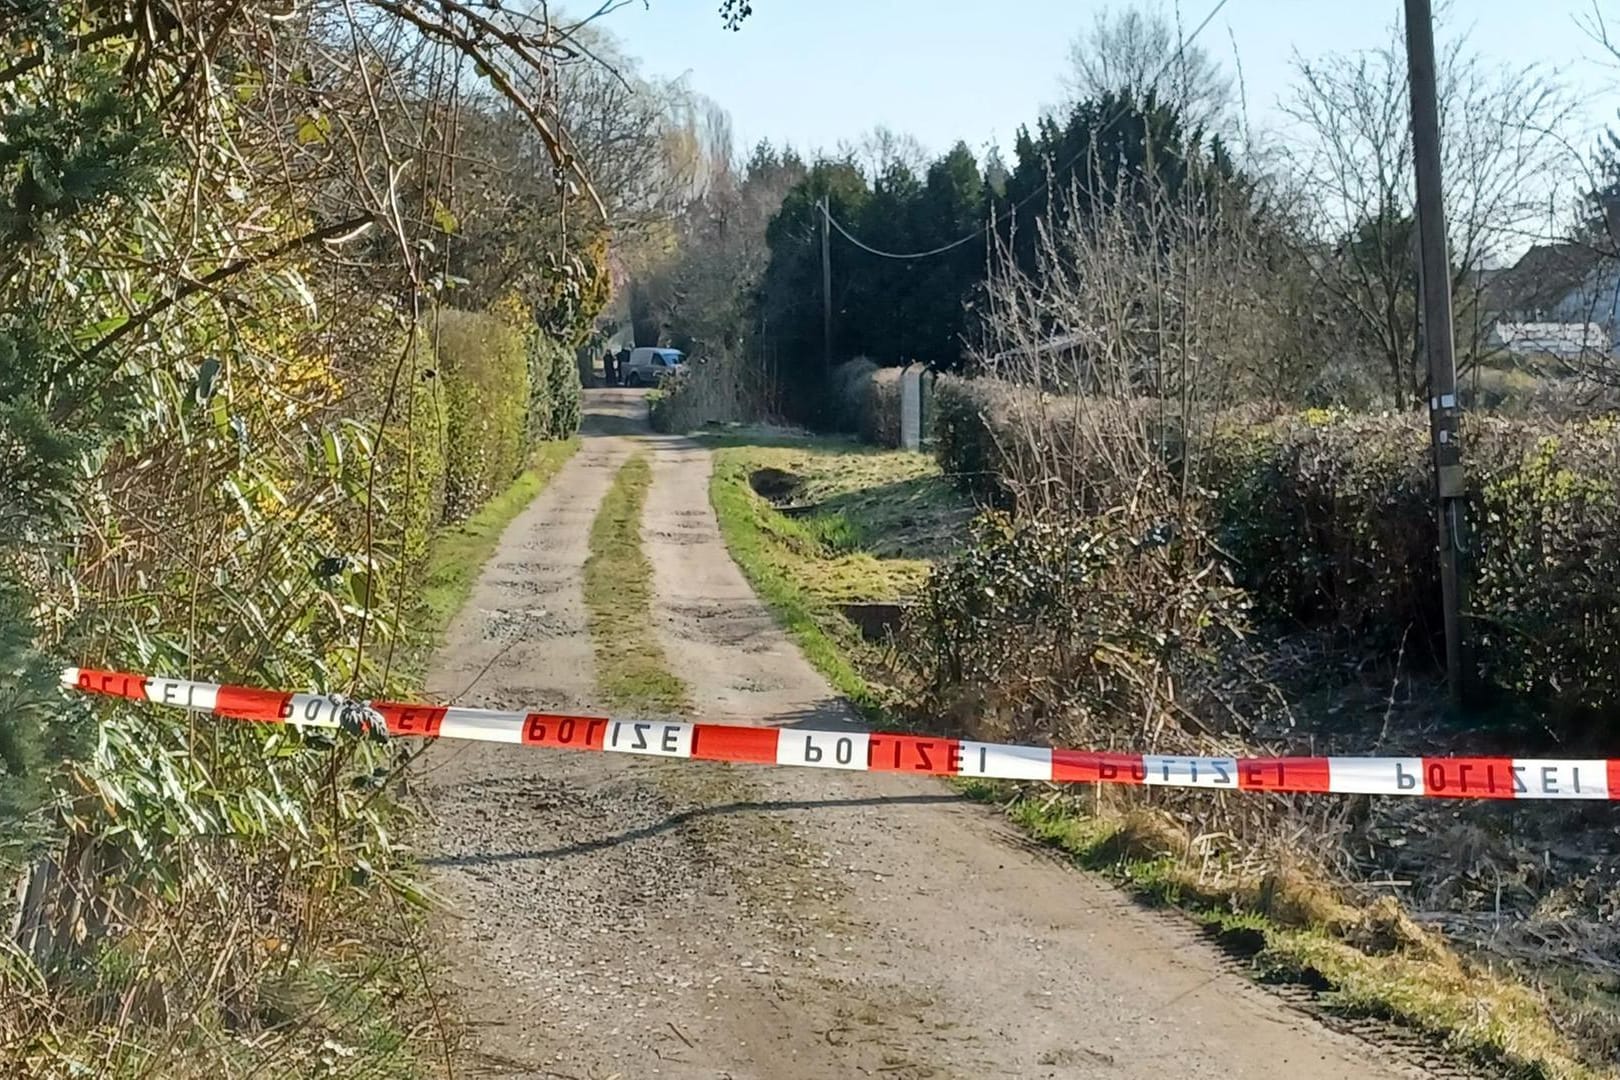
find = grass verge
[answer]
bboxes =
[967,782,1604,1080]
[418,437,579,644]
[583,454,691,714]
[707,435,1608,1080]
[708,444,945,718]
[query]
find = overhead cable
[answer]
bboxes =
[820,0,1235,261]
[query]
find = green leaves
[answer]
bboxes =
[429,197,459,235]
[294,112,332,147]
[0,67,169,245]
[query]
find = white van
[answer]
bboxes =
[623,347,684,386]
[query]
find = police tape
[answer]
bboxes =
[61,667,1619,801]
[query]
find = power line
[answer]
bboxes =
[825,211,983,258]
[821,0,1235,262]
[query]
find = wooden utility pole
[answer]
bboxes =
[1404,0,1467,707]
[820,194,833,373]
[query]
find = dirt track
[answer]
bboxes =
[414,389,1417,1080]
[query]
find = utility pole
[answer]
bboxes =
[820,194,833,374]
[1404,0,1467,708]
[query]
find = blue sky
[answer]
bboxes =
[596,0,1620,164]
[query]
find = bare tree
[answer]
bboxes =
[977,162,1273,514]
[441,25,734,315]
[1282,14,1579,406]
[1062,3,1235,131]
[842,125,930,183]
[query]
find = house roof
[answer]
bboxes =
[1483,243,1604,316]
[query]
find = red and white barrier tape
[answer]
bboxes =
[62,668,1619,801]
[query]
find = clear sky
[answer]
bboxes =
[595,0,1620,167]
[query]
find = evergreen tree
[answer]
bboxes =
[997,89,1235,275]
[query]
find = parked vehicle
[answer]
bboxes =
[622,347,684,386]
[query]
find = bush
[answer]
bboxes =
[931,374,1003,499]
[648,350,771,434]
[332,323,449,592]
[546,338,581,438]
[828,359,904,447]
[1207,412,1620,732]
[930,376,1176,512]
[1206,411,1438,646]
[829,357,878,432]
[373,333,448,576]
[901,511,1246,747]
[433,309,530,521]
[489,295,579,444]
[522,331,579,441]
[933,373,1620,729]
[1470,420,1620,729]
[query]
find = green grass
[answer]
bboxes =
[707,441,969,609]
[583,454,691,714]
[709,450,880,717]
[420,437,578,642]
[706,438,969,720]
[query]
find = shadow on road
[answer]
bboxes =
[421,791,963,868]
[763,699,867,730]
[580,386,659,438]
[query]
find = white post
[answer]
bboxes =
[899,363,922,450]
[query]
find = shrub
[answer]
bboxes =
[931,374,1003,499]
[829,357,878,432]
[432,309,530,521]
[648,350,770,434]
[522,331,579,441]
[827,359,904,447]
[1470,420,1620,730]
[1205,411,1438,647]
[545,337,581,438]
[933,374,1620,730]
[930,376,1178,512]
[490,295,579,443]
[901,510,1246,748]
[369,332,448,577]
[1206,412,1620,733]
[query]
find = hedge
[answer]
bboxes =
[932,374,1004,499]
[1209,413,1620,730]
[930,375,1167,509]
[370,332,448,575]
[829,358,903,447]
[523,331,580,441]
[932,376,1620,729]
[1206,412,1439,646]
[433,308,530,522]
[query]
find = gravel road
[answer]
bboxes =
[413,389,1418,1080]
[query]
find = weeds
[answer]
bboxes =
[707,446,954,720]
[708,431,1617,1080]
